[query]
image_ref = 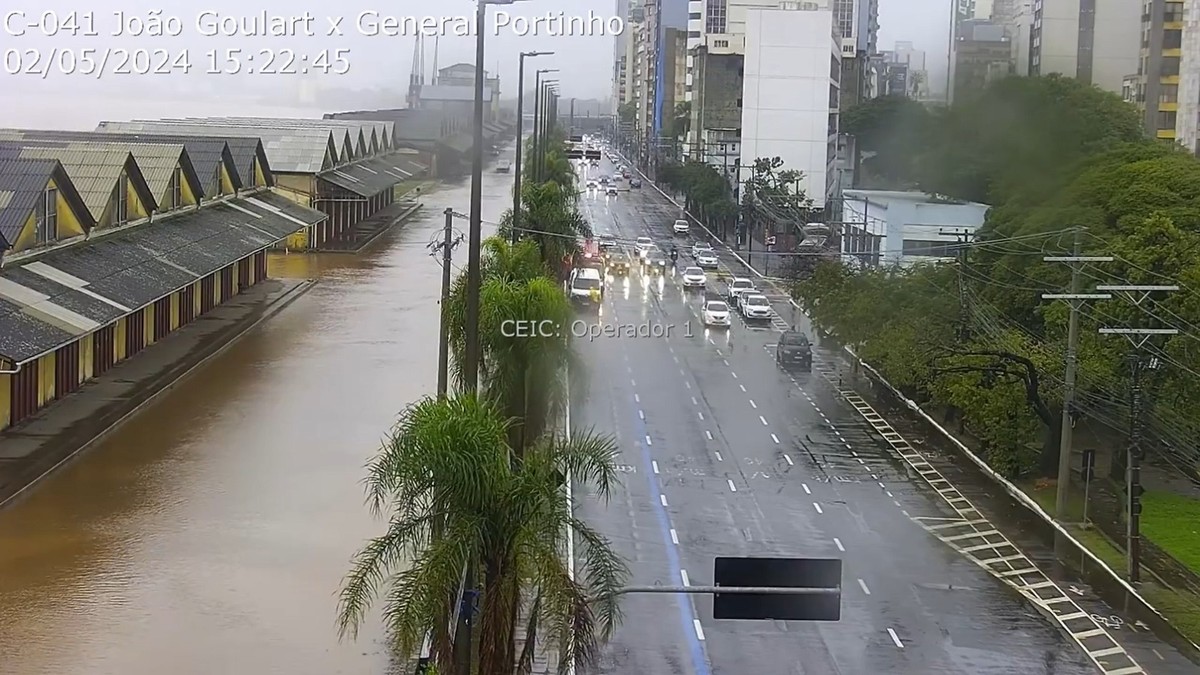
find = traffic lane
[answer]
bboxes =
[671,327,1100,674]
[598,289,864,674]
[571,316,704,675]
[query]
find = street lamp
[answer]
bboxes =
[539,82,559,182]
[531,69,558,185]
[512,51,553,243]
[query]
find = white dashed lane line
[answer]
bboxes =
[646,435,653,446]
[858,579,872,595]
[693,619,706,641]
[691,396,698,405]
[652,460,660,474]
[813,502,823,514]
[705,430,713,441]
[680,569,691,586]
[834,538,845,552]
[749,399,758,409]
[638,410,645,420]
[771,433,780,444]
[698,411,705,421]
[727,479,737,492]
[634,393,640,403]
[887,628,905,649]
[715,452,723,461]
[784,454,794,466]
[759,416,768,426]
[731,372,739,379]
[670,528,679,544]
[802,484,812,495]
[660,494,668,506]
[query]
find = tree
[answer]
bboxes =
[617,101,637,126]
[840,95,935,187]
[668,101,691,142]
[336,394,628,675]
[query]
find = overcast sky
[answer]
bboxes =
[0,0,949,130]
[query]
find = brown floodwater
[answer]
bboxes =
[0,171,514,675]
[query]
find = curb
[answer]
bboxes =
[0,279,317,511]
[617,151,1200,655]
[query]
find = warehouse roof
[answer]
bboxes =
[0,158,93,247]
[0,143,157,221]
[97,120,336,174]
[0,129,236,196]
[0,190,325,363]
[317,152,428,197]
[202,117,396,154]
[157,117,361,164]
[10,141,202,210]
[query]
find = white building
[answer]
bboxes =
[841,190,990,267]
[739,4,841,209]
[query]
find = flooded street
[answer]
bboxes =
[0,166,514,674]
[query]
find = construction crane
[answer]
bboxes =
[406,33,425,109]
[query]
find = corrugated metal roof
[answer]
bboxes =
[0,145,129,221]
[97,121,333,174]
[164,118,360,163]
[17,141,186,207]
[206,117,394,153]
[0,129,230,197]
[0,159,56,244]
[0,193,324,362]
[318,157,403,197]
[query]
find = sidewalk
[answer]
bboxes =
[0,278,315,509]
[321,201,423,253]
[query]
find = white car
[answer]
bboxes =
[691,243,713,257]
[641,243,660,260]
[740,293,773,319]
[635,236,654,257]
[727,277,756,303]
[568,267,604,307]
[681,266,707,288]
[672,219,690,235]
[586,180,598,189]
[695,250,718,269]
[702,300,731,327]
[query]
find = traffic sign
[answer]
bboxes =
[766,235,777,246]
[713,556,841,621]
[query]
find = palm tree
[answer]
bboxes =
[336,394,627,675]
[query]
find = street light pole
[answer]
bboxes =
[512,51,552,244]
[540,83,558,182]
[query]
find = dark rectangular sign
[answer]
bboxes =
[713,556,841,621]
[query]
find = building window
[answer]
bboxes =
[714,39,728,48]
[1163,29,1183,50]
[689,11,701,19]
[36,187,57,244]
[115,172,129,224]
[705,0,727,34]
[1164,2,1184,22]
[169,167,183,209]
[1160,84,1179,103]
[1157,110,1177,130]
[688,30,701,38]
[1161,56,1180,76]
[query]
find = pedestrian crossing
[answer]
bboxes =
[810,360,1146,675]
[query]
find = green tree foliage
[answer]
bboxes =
[793,75,1200,479]
[668,101,691,140]
[617,101,637,126]
[840,94,935,187]
[659,160,737,232]
[336,394,628,674]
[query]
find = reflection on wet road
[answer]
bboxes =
[570,158,1196,674]
[0,156,515,674]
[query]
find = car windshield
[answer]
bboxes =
[684,267,703,275]
[747,296,768,305]
[781,332,809,345]
[572,277,601,290]
[733,281,753,289]
[706,302,728,312]
[637,238,652,246]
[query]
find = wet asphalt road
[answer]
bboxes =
[0,147,517,675]
[568,158,1164,674]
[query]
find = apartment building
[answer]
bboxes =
[1026,0,1141,92]
[740,3,842,208]
[613,0,634,113]
[1128,1,1199,147]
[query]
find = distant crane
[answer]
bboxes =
[407,33,426,109]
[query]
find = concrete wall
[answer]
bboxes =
[740,6,839,208]
[1036,0,1082,78]
[1092,0,1142,92]
[845,190,989,266]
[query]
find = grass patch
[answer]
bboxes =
[1142,490,1200,575]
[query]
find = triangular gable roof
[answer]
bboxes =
[209,117,392,157]
[97,121,334,174]
[179,118,360,163]
[12,140,203,211]
[0,143,157,221]
[0,158,94,248]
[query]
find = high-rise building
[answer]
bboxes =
[1128,1,1198,148]
[1026,0,1141,92]
[613,0,632,114]
[740,3,842,208]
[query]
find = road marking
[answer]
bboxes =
[670,528,679,544]
[634,393,640,403]
[802,483,812,495]
[684,381,691,389]
[681,569,691,586]
[652,461,660,474]
[680,368,686,376]
[887,628,904,649]
[784,454,794,466]
[732,371,739,379]
[759,415,768,426]
[691,396,698,405]
[771,433,780,444]
[878,482,886,489]
[886,491,894,497]
[693,619,706,641]
[715,452,724,461]
[727,479,737,492]
[858,578,871,595]
[646,435,653,446]
[698,411,705,421]
[739,384,747,392]
[660,494,668,506]
[834,538,845,552]
[705,430,714,441]
[631,379,637,387]
[673,355,679,364]
[639,409,645,420]
[749,399,758,409]
[813,502,823,514]
[723,359,730,366]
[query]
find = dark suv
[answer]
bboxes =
[775,329,812,371]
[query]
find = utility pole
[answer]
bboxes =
[432,208,462,397]
[938,228,978,341]
[1098,283,1179,583]
[1042,230,1112,521]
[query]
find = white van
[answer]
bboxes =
[568,267,603,307]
